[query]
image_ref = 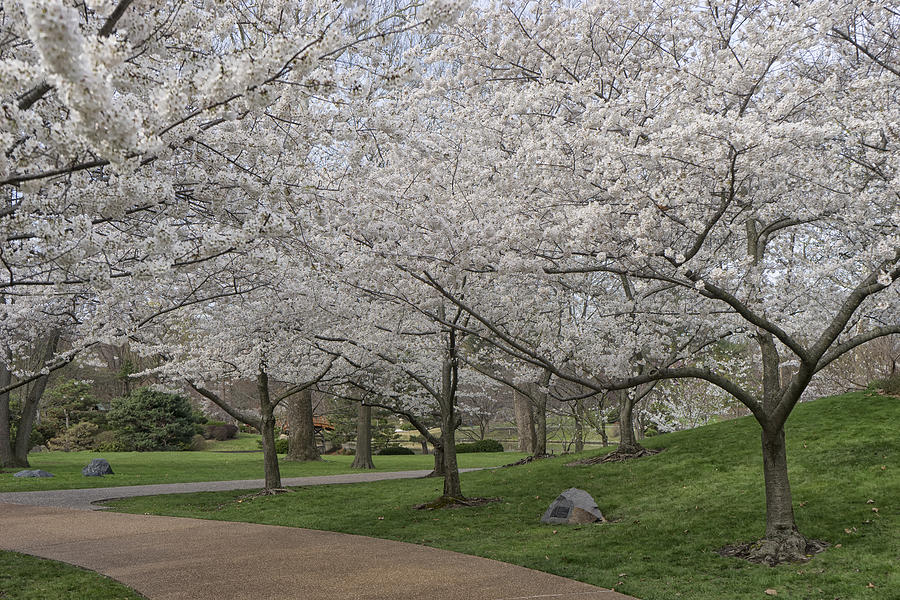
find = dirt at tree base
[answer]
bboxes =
[718,537,829,566]
[413,496,502,510]
[565,447,663,466]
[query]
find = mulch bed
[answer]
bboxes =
[413,496,502,510]
[565,447,663,466]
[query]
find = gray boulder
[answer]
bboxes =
[82,458,114,477]
[541,488,605,525]
[14,469,54,478]
[29,445,48,454]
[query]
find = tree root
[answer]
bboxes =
[237,488,293,501]
[502,454,551,468]
[566,447,662,466]
[413,496,502,510]
[719,533,829,566]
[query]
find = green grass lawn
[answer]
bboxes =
[0,551,144,600]
[0,444,526,492]
[107,391,899,600]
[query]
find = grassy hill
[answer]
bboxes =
[108,391,898,600]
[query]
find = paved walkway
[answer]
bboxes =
[0,469,468,510]
[1,504,636,600]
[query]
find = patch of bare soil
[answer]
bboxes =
[566,447,663,466]
[502,454,551,468]
[413,496,502,510]
[718,538,829,566]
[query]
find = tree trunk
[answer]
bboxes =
[420,438,429,454]
[430,441,445,478]
[13,330,60,467]
[530,369,551,456]
[440,406,462,498]
[616,390,641,453]
[285,388,321,462]
[514,390,534,452]
[438,308,463,499]
[259,412,282,490]
[256,371,282,490]
[351,403,375,469]
[748,331,811,564]
[573,398,585,453]
[748,425,811,564]
[0,362,14,468]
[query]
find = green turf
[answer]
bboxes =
[0,447,525,492]
[0,551,144,600]
[106,392,899,600]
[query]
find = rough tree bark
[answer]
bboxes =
[12,330,61,468]
[436,305,464,499]
[285,388,321,462]
[255,371,283,490]
[439,344,463,498]
[350,402,375,469]
[514,390,534,452]
[573,398,585,453]
[529,369,551,456]
[615,389,641,453]
[0,362,13,468]
[747,331,810,564]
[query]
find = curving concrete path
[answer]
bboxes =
[0,469,465,511]
[1,503,637,600]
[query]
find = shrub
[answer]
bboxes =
[107,388,202,451]
[204,423,238,441]
[377,445,415,455]
[872,373,900,396]
[455,439,505,453]
[256,437,289,454]
[189,433,207,451]
[92,429,128,452]
[46,421,99,452]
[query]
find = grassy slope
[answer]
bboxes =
[0,551,144,600]
[0,443,526,492]
[108,392,898,600]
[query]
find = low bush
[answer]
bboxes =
[455,439,505,453]
[377,445,415,455]
[92,429,128,452]
[204,423,238,441]
[189,434,207,451]
[46,422,99,452]
[873,373,900,395]
[256,437,289,453]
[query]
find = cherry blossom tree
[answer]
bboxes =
[403,0,899,563]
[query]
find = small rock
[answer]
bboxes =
[29,445,48,454]
[13,469,54,478]
[82,458,114,477]
[541,488,605,525]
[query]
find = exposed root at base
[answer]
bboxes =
[502,454,551,468]
[566,447,662,466]
[719,535,829,566]
[237,488,293,501]
[413,496,502,510]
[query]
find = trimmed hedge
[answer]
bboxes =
[455,439,505,453]
[204,423,238,441]
[377,445,415,455]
